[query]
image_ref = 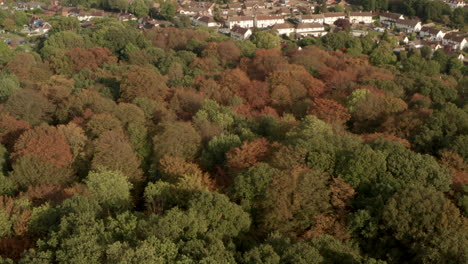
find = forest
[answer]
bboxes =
[0,16,466,263]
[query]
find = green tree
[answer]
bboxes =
[382,186,466,261]
[369,41,396,66]
[0,42,13,65]
[129,0,149,18]
[41,31,88,58]
[14,12,28,26]
[9,155,75,189]
[85,169,132,211]
[159,2,176,20]
[251,31,281,49]
[5,89,55,126]
[201,133,242,168]
[49,16,81,33]
[0,73,19,103]
[152,121,202,163]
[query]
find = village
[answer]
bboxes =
[0,0,467,62]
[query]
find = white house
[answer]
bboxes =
[348,11,373,24]
[442,34,467,50]
[75,10,106,21]
[254,15,285,28]
[118,13,137,22]
[230,25,252,40]
[295,23,327,37]
[323,12,346,25]
[194,16,220,27]
[178,1,215,17]
[226,3,242,12]
[444,0,466,9]
[379,12,404,23]
[394,19,422,33]
[299,14,324,24]
[226,16,255,29]
[243,1,266,10]
[272,23,295,36]
[419,26,445,41]
[421,40,443,51]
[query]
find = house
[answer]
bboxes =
[348,11,373,24]
[379,12,404,23]
[396,35,409,44]
[444,0,466,9]
[28,17,52,35]
[407,39,425,49]
[138,17,159,29]
[118,13,137,21]
[323,12,346,25]
[272,23,295,36]
[299,14,324,24]
[442,34,467,50]
[421,40,443,51]
[26,1,46,10]
[279,0,291,6]
[254,15,285,28]
[227,3,242,11]
[195,16,220,27]
[394,19,422,33]
[32,22,51,34]
[351,30,368,37]
[419,27,445,41]
[230,25,252,40]
[73,10,107,21]
[243,1,266,10]
[178,1,215,17]
[295,23,327,37]
[226,16,255,29]
[276,7,291,16]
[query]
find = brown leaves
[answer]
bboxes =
[92,130,144,185]
[13,126,73,168]
[159,155,215,191]
[309,98,351,124]
[0,115,30,151]
[0,196,31,237]
[119,66,168,103]
[226,138,270,173]
[66,47,117,73]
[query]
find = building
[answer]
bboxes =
[272,23,295,36]
[299,14,324,24]
[396,35,409,44]
[442,34,467,50]
[421,40,443,51]
[226,16,255,29]
[254,15,285,28]
[243,1,266,10]
[394,19,422,33]
[419,27,445,41]
[348,11,373,24]
[194,16,220,27]
[118,13,137,21]
[295,22,327,37]
[226,3,242,11]
[323,12,346,25]
[444,0,466,9]
[379,12,404,23]
[178,1,215,17]
[230,25,252,40]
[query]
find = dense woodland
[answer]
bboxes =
[0,16,466,263]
